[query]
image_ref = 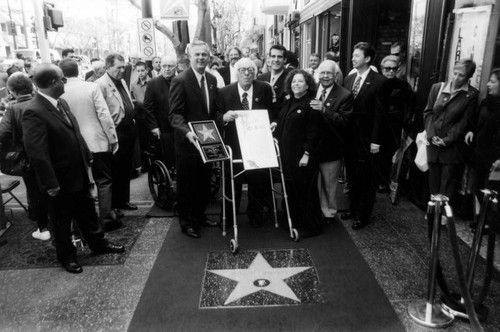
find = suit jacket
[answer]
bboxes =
[218,81,274,159]
[343,69,388,155]
[317,84,354,162]
[169,68,223,156]
[424,82,478,164]
[22,94,92,193]
[96,72,134,127]
[217,65,231,86]
[257,68,291,121]
[144,75,174,133]
[62,77,117,153]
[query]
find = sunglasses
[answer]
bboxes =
[391,52,401,56]
[383,67,398,72]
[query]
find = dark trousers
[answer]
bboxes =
[349,153,381,224]
[136,118,150,168]
[47,189,106,264]
[176,153,211,228]
[223,164,272,222]
[91,152,113,224]
[112,134,136,207]
[428,162,458,198]
[23,170,48,230]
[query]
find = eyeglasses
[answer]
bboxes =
[237,68,255,74]
[319,71,334,76]
[383,67,398,72]
[391,52,401,56]
[162,65,177,69]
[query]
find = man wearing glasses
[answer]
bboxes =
[310,60,353,224]
[219,57,274,228]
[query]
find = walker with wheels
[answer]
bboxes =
[221,140,298,255]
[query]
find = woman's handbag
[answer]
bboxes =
[414,131,429,172]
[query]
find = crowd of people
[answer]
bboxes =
[0,38,498,273]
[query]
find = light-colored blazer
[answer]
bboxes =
[62,77,118,153]
[96,72,134,127]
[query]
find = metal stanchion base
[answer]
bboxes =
[441,294,488,321]
[408,300,454,328]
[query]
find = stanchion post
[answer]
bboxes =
[408,195,454,328]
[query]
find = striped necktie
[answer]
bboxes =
[241,92,249,110]
[352,76,362,98]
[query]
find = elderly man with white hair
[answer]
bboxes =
[219,57,274,228]
[310,60,353,223]
[86,60,106,83]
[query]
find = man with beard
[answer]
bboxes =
[217,46,242,86]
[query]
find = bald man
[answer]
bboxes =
[22,64,124,274]
[310,60,353,223]
[144,55,177,168]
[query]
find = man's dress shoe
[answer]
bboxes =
[63,261,83,274]
[93,242,126,254]
[182,226,200,238]
[113,209,125,218]
[117,202,138,210]
[352,220,366,230]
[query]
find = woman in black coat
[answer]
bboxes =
[274,69,323,238]
[379,55,414,195]
[465,68,500,230]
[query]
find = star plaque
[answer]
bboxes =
[188,120,229,163]
[199,249,326,308]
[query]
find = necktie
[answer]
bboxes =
[270,76,276,87]
[57,101,71,125]
[241,92,249,110]
[352,76,362,98]
[200,76,209,113]
[320,89,327,102]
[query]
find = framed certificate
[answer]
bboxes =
[188,120,229,163]
[234,110,278,170]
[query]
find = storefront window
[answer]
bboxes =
[407,0,428,91]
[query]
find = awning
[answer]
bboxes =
[260,0,289,15]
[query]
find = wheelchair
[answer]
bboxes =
[146,133,221,210]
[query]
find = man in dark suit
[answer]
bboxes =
[342,42,388,230]
[256,44,291,121]
[22,64,124,274]
[311,60,353,223]
[169,41,226,239]
[217,47,242,86]
[219,58,274,227]
[144,55,177,168]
